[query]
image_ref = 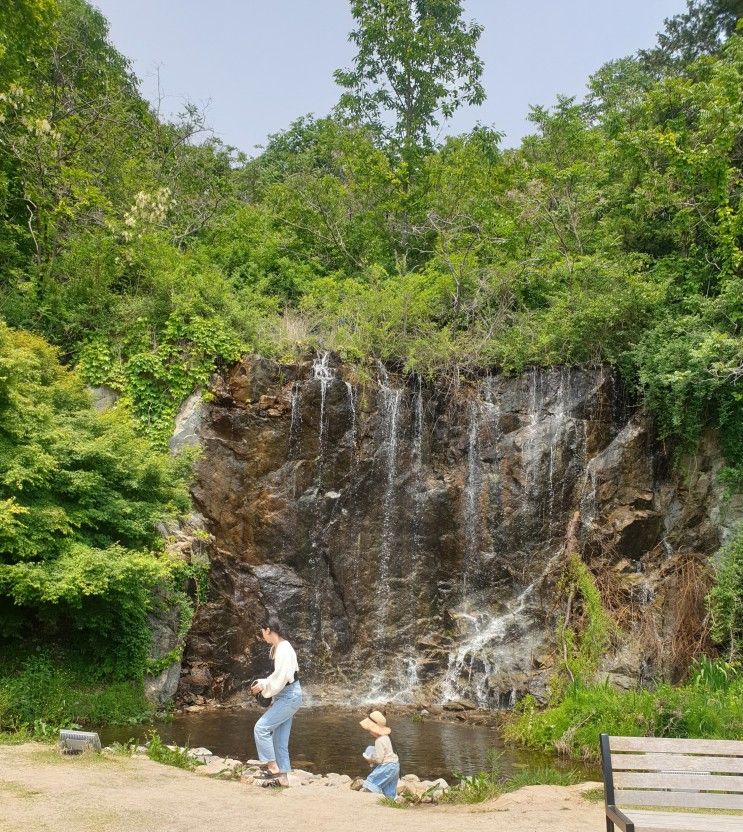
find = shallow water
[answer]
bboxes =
[101,708,597,781]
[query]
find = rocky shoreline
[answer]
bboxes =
[110,743,450,803]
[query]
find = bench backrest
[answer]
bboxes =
[601,734,743,811]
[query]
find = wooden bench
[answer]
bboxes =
[601,734,743,831]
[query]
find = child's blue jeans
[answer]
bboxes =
[363,761,400,798]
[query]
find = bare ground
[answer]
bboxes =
[0,743,604,832]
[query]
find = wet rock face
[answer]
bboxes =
[178,356,731,707]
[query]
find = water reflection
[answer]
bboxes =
[101,708,597,782]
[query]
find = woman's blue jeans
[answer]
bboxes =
[253,681,302,772]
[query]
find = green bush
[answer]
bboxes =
[507,661,743,760]
[440,750,581,804]
[707,526,743,661]
[0,653,152,732]
[0,323,192,681]
[146,731,198,770]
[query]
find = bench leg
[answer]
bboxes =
[606,819,614,832]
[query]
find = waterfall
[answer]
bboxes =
[313,352,335,474]
[441,552,562,706]
[378,381,402,619]
[307,352,336,653]
[288,381,303,459]
[462,400,482,600]
[365,365,406,697]
[345,381,356,456]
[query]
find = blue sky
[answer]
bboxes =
[93,0,685,152]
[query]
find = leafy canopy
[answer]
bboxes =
[334,0,485,158]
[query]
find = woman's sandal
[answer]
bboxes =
[259,773,288,788]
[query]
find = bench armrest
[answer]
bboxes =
[606,804,635,832]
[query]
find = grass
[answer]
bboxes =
[506,669,743,761]
[580,787,604,803]
[0,654,153,737]
[0,779,42,799]
[378,796,409,808]
[146,731,200,771]
[438,752,582,806]
[27,747,127,769]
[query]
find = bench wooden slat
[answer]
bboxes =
[615,771,743,792]
[610,737,743,756]
[626,809,743,832]
[611,753,743,773]
[617,789,743,810]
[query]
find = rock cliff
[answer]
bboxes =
[176,355,737,707]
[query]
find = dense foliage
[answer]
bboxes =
[0,321,191,729]
[2,0,741,469]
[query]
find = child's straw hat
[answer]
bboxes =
[359,710,391,736]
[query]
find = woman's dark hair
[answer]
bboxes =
[261,616,288,638]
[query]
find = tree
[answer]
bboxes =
[639,0,743,74]
[334,0,485,158]
[0,322,190,676]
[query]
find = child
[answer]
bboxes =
[357,710,400,798]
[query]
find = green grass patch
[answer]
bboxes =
[506,667,743,761]
[378,796,409,808]
[146,731,199,771]
[580,787,604,803]
[440,752,581,805]
[0,653,153,737]
[0,779,42,799]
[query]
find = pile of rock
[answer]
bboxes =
[396,774,449,802]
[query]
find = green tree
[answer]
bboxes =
[639,0,743,74]
[334,0,485,159]
[0,322,190,676]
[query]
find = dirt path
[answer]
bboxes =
[0,744,604,832]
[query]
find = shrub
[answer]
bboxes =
[0,653,152,733]
[146,731,199,770]
[707,526,743,661]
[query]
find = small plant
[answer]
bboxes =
[581,786,605,803]
[105,739,138,757]
[146,732,200,771]
[378,796,408,809]
[690,656,741,691]
[503,765,580,791]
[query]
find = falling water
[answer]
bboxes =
[313,352,335,488]
[378,384,402,601]
[345,381,357,456]
[306,353,337,654]
[441,552,562,705]
[369,366,404,694]
[462,400,482,600]
[288,381,303,459]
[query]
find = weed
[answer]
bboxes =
[581,787,605,803]
[0,780,41,799]
[146,732,200,771]
[378,796,408,808]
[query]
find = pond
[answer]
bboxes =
[101,707,598,782]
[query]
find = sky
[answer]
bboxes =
[93,0,686,153]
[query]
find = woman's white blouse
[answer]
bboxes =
[256,640,299,698]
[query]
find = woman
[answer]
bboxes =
[250,617,301,787]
